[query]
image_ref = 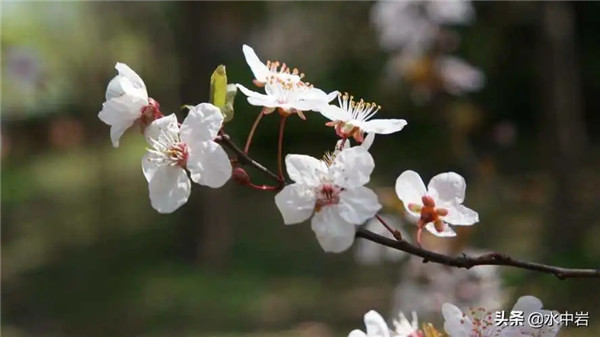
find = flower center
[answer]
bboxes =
[408,195,448,232]
[265,60,305,80]
[314,183,342,212]
[147,129,189,168]
[266,76,313,107]
[139,97,163,129]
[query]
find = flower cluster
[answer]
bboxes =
[98,44,479,250]
[353,295,561,337]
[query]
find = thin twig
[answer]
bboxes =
[277,115,288,179]
[355,228,600,280]
[217,133,281,184]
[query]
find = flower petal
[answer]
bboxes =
[361,132,375,150]
[274,183,316,225]
[338,187,381,225]
[311,206,356,253]
[443,204,479,226]
[331,146,375,188]
[285,154,328,186]
[242,44,271,83]
[141,152,158,182]
[144,114,179,143]
[395,170,427,215]
[148,165,191,214]
[105,62,148,100]
[364,310,390,337]
[109,121,135,148]
[360,119,407,134]
[348,330,367,337]
[317,104,348,122]
[115,62,146,92]
[512,296,543,313]
[442,303,473,337]
[236,83,271,100]
[427,172,466,206]
[180,103,223,144]
[98,94,145,125]
[424,222,456,237]
[187,140,232,188]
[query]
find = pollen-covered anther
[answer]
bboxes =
[314,183,341,212]
[407,203,422,213]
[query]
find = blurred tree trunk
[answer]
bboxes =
[172,2,233,270]
[538,1,588,255]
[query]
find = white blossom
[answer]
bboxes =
[142,104,232,213]
[274,146,381,253]
[438,56,485,95]
[242,44,303,85]
[236,78,337,119]
[317,93,407,142]
[395,170,478,243]
[349,310,421,337]
[98,62,160,147]
[513,296,561,337]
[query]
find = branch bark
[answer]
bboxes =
[355,228,600,280]
[219,131,600,280]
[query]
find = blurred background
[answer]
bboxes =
[2,1,600,336]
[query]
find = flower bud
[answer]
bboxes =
[232,167,250,186]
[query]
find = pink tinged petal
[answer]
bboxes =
[338,187,381,225]
[331,147,375,188]
[348,330,368,337]
[187,140,232,188]
[311,206,356,253]
[442,303,473,337]
[144,114,179,143]
[242,44,271,82]
[394,170,427,215]
[443,204,479,225]
[180,103,223,144]
[360,119,407,135]
[364,310,391,337]
[424,222,456,237]
[148,165,191,214]
[141,152,158,182]
[427,172,466,206]
[285,154,328,186]
[274,184,316,225]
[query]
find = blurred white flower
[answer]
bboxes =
[437,56,485,95]
[236,78,337,119]
[442,295,561,337]
[349,310,390,337]
[143,104,232,213]
[275,146,381,253]
[317,93,407,143]
[395,170,478,244]
[393,311,421,337]
[371,0,474,54]
[98,62,161,147]
[354,214,408,265]
[242,44,303,86]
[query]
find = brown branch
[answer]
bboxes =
[355,228,600,280]
[217,133,284,185]
[218,131,600,280]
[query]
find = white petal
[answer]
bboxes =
[180,103,223,144]
[360,119,407,135]
[144,114,179,143]
[148,165,191,214]
[311,206,356,253]
[109,121,135,148]
[105,63,148,100]
[442,303,473,337]
[361,133,375,150]
[426,0,474,25]
[348,330,367,337]
[394,170,427,215]
[438,56,484,95]
[274,184,316,225]
[98,95,145,125]
[443,204,479,226]
[330,146,375,188]
[317,104,348,122]
[236,83,271,100]
[364,310,390,337]
[285,154,328,186]
[424,222,456,237]
[512,296,543,313]
[427,172,466,206]
[304,88,339,103]
[338,187,381,225]
[242,44,271,83]
[115,62,146,92]
[141,152,158,182]
[187,140,232,188]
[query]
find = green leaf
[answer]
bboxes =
[222,83,237,122]
[209,65,236,122]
